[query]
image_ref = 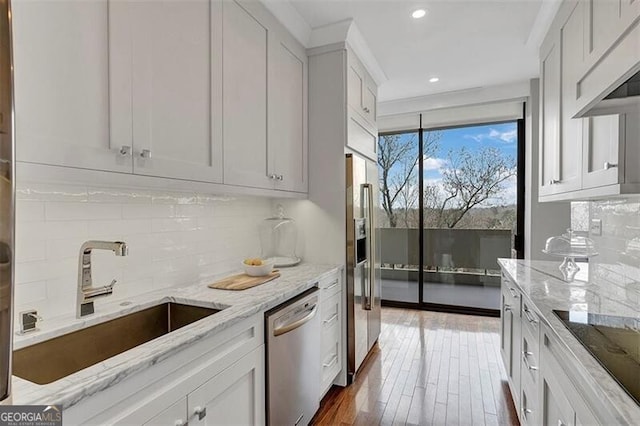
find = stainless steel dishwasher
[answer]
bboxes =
[266,288,320,426]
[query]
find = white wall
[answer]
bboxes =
[14,181,272,320]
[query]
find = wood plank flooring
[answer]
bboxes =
[311,307,519,426]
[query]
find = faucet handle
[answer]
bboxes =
[107,279,117,290]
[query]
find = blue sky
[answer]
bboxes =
[383,121,518,206]
[424,122,517,182]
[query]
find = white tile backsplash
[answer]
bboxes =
[576,198,640,294]
[14,181,272,320]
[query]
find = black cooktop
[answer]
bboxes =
[553,310,640,406]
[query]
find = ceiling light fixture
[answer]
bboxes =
[412,9,427,19]
[429,77,439,83]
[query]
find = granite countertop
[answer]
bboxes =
[10,263,341,409]
[498,259,640,425]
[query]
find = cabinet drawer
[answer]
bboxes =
[522,328,539,383]
[520,364,538,426]
[320,336,341,392]
[321,291,341,332]
[319,272,342,299]
[521,299,539,338]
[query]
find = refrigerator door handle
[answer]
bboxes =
[361,183,374,311]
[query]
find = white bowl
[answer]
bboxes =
[242,261,274,277]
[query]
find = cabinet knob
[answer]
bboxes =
[548,179,560,185]
[194,406,206,421]
[603,161,618,170]
[268,174,277,180]
[363,106,370,113]
[140,149,152,159]
[276,174,284,181]
[503,304,511,312]
[119,146,132,157]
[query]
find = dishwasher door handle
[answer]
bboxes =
[273,305,318,336]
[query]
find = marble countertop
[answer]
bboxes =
[498,259,640,425]
[10,263,341,409]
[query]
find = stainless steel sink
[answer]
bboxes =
[13,302,221,384]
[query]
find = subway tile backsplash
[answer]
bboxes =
[15,181,272,320]
[577,198,640,292]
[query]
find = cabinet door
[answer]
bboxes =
[586,0,623,62]
[539,38,561,197]
[222,1,272,189]
[621,0,640,29]
[142,397,188,426]
[269,36,307,193]
[12,0,131,173]
[362,84,377,126]
[582,115,624,188]
[557,3,584,193]
[125,0,222,183]
[541,372,575,426]
[348,64,364,114]
[500,288,513,380]
[188,345,265,425]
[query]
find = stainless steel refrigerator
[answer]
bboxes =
[346,153,381,382]
[0,0,14,405]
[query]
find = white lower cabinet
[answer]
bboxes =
[500,268,606,426]
[65,315,264,426]
[142,397,187,426]
[188,345,265,426]
[318,271,343,398]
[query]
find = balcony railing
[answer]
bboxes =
[380,227,512,286]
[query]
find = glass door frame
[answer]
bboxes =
[378,112,526,317]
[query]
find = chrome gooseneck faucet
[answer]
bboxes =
[77,240,128,318]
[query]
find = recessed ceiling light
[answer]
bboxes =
[412,9,427,19]
[429,77,439,83]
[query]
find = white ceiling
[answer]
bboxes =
[288,0,546,102]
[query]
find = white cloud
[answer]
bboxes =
[423,157,448,171]
[466,128,517,143]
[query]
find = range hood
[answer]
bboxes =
[581,69,640,116]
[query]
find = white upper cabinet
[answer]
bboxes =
[539,0,640,201]
[12,0,131,173]
[13,0,308,195]
[268,36,308,193]
[539,37,561,197]
[557,1,584,193]
[222,0,271,190]
[120,0,223,183]
[347,51,377,131]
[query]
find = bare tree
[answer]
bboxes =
[378,132,440,228]
[430,146,516,229]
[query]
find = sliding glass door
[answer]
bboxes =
[378,120,522,315]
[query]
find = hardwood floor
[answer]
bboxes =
[311,308,519,426]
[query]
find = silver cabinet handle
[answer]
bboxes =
[503,303,511,312]
[548,179,560,185]
[325,279,339,291]
[268,174,277,180]
[522,406,532,416]
[508,287,519,298]
[323,312,338,325]
[140,149,152,159]
[276,174,284,181]
[323,354,338,368]
[119,146,132,157]
[193,406,206,421]
[523,307,538,325]
[363,106,370,113]
[558,421,566,426]
[522,351,538,371]
[604,161,618,170]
